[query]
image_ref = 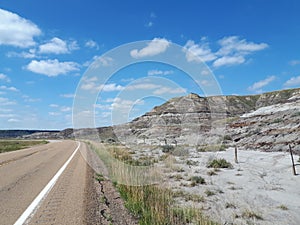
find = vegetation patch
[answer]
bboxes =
[0,139,48,153]
[207,158,233,169]
[205,190,215,197]
[242,209,263,220]
[189,176,206,186]
[161,145,175,153]
[197,144,226,152]
[117,184,217,225]
[278,204,288,210]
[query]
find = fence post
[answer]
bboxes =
[289,144,297,176]
[234,146,238,163]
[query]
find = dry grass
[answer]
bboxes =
[87,141,218,225]
[0,139,48,153]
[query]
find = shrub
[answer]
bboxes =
[225,202,236,209]
[161,145,175,153]
[242,209,263,220]
[189,176,206,186]
[207,170,217,176]
[186,160,199,166]
[205,190,215,196]
[278,204,288,210]
[207,158,233,169]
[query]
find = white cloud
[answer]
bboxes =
[26,59,80,76]
[145,21,153,27]
[0,73,10,82]
[81,77,124,92]
[87,56,114,68]
[0,113,16,118]
[0,85,18,92]
[213,36,268,67]
[248,76,276,92]
[24,98,41,102]
[0,97,16,105]
[284,76,300,87]
[39,37,78,54]
[111,98,144,113]
[49,112,61,116]
[184,40,216,63]
[126,83,161,91]
[150,12,156,18]
[6,49,36,58]
[289,60,300,66]
[130,38,170,58]
[217,36,268,56]
[213,55,245,67]
[0,9,41,48]
[148,70,174,76]
[60,106,71,112]
[153,87,186,95]
[85,40,99,49]
[49,104,59,107]
[60,93,75,98]
[8,118,20,123]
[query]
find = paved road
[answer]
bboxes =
[0,140,91,225]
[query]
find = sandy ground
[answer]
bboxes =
[160,148,300,225]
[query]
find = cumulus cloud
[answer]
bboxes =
[217,36,268,55]
[0,73,10,82]
[0,8,41,48]
[183,36,268,68]
[184,40,216,63]
[81,77,124,92]
[126,83,161,90]
[213,36,268,67]
[248,76,276,92]
[49,104,59,107]
[85,40,99,49]
[0,97,16,105]
[8,118,20,123]
[213,55,245,67]
[38,37,79,54]
[6,48,37,58]
[289,60,300,66]
[130,38,170,58]
[111,98,144,114]
[153,87,186,95]
[60,93,75,98]
[0,85,19,92]
[60,106,71,112]
[26,59,80,76]
[148,70,174,76]
[284,76,300,87]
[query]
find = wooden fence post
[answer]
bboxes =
[234,146,238,163]
[289,144,297,176]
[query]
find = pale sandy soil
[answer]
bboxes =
[159,148,300,225]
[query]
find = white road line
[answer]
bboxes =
[13,141,81,225]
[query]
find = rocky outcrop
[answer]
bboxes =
[113,88,300,152]
[14,88,300,153]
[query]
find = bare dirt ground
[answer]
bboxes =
[157,148,300,225]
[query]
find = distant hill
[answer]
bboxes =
[4,87,300,153]
[0,130,59,139]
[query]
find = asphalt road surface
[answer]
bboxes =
[0,140,92,225]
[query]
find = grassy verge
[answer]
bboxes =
[87,141,218,225]
[0,139,48,153]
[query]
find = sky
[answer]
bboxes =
[0,0,300,130]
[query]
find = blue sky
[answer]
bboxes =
[0,0,300,129]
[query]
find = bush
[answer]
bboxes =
[161,145,175,153]
[189,176,206,186]
[207,158,233,169]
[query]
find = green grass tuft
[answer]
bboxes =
[207,158,233,169]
